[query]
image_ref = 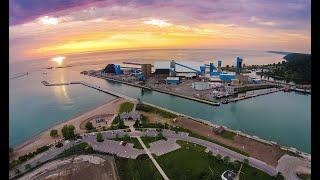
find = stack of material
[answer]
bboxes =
[102,64,115,74]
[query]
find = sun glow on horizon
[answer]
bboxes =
[51,56,65,65]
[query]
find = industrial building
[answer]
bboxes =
[166,77,181,85]
[192,82,211,90]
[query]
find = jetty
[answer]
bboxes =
[10,72,29,80]
[41,81,70,86]
[70,81,137,102]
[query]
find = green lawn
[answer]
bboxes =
[155,141,277,180]
[112,136,143,149]
[219,130,236,140]
[136,103,177,118]
[119,102,134,113]
[114,155,163,180]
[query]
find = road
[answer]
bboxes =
[9,141,81,178]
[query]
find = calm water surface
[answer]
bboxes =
[9,49,310,153]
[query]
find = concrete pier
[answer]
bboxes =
[41,81,69,86]
[229,88,284,102]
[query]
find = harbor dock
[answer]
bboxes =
[89,73,221,106]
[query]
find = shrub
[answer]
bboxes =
[24,164,31,170]
[50,129,58,138]
[85,122,94,130]
[96,133,104,142]
[14,169,20,175]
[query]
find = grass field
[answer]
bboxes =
[119,102,134,113]
[114,155,163,180]
[136,103,177,118]
[155,141,277,180]
[219,130,236,140]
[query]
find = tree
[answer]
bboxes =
[50,129,58,138]
[24,164,31,170]
[85,122,94,130]
[118,119,125,129]
[61,125,75,139]
[96,133,104,142]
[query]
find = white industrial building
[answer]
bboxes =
[192,82,211,90]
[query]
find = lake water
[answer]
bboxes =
[9,49,310,153]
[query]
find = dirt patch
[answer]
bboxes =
[19,155,117,180]
[140,112,173,124]
[79,114,114,130]
[172,117,286,167]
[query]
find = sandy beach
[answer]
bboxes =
[12,98,127,160]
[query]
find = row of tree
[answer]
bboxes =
[50,124,76,140]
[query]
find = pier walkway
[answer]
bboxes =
[229,88,284,102]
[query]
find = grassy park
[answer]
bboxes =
[114,140,281,180]
[115,155,163,180]
[118,102,134,113]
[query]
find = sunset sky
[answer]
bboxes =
[10,0,311,62]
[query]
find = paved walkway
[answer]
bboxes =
[82,135,144,159]
[137,137,169,180]
[276,154,311,180]
[149,138,181,156]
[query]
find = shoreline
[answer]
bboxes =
[12,98,126,159]
[13,98,117,150]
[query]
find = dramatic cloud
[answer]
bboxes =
[9,0,311,61]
